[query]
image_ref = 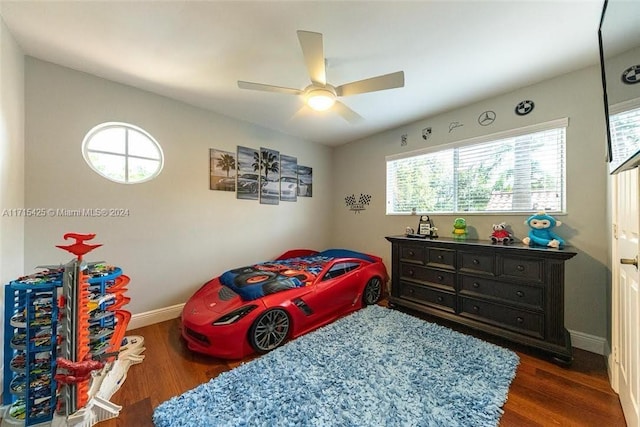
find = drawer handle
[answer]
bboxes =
[409,250,415,257]
[437,296,443,302]
[473,282,480,288]
[408,269,415,276]
[408,288,415,294]
[472,305,480,312]
[437,275,444,281]
[516,265,525,272]
[516,316,524,324]
[437,255,443,260]
[516,291,524,297]
[473,259,480,265]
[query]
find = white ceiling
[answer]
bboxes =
[0,0,604,146]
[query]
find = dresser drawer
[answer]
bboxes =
[459,297,544,339]
[427,248,455,269]
[499,255,544,283]
[459,275,543,310]
[398,282,455,312]
[458,251,495,275]
[400,264,455,290]
[400,245,425,264]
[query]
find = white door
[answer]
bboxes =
[614,167,640,427]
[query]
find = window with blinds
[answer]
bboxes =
[609,103,640,173]
[386,119,567,215]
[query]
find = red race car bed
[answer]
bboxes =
[181,248,388,359]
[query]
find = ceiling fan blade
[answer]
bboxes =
[290,105,313,122]
[238,81,302,95]
[297,30,326,86]
[334,101,363,124]
[336,71,405,97]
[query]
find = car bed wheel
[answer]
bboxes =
[363,277,382,305]
[249,309,290,353]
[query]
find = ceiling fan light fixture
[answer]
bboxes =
[306,88,336,111]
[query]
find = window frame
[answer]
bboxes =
[386,118,569,216]
[82,122,164,184]
[608,98,640,174]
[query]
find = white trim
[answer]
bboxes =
[606,341,619,393]
[569,329,607,355]
[126,303,184,330]
[386,117,569,162]
[609,97,640,115]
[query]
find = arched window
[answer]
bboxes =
[82,122,163,184]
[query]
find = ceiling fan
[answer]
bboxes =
[237,30,405,123]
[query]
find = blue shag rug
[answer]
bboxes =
[153,305,519,427]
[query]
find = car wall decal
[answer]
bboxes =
[345,193,371,214]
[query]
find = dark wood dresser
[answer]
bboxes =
[385,235,577,363]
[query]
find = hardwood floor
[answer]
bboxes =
[100,306,626,427]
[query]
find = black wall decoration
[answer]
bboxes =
[515,100,535,116]
[478,111,496,126]
[422,127,432,140]
[448,122,463,133]
[622,65,640,84]
[345,194,372,214]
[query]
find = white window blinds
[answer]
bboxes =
[609,103,640,172]
[386,119,567,214]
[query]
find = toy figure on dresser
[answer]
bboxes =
[522,211,565,248]
[452,218,467,240]
[490,222,514,244]
[418,215,438,238]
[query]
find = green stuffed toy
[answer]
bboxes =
[452,218,467,240]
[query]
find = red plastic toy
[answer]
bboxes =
[181,249,388,359]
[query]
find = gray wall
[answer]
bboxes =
[23,58,333,315]
[0,19,24,288]
[331,65,610,343]
[0,16,25,394]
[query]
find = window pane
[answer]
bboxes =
[87,127,126,154]
[610,106,640,169]
[88,152,126,182]
[128,129,161,159]
[82,122,163,184]
[387,150,454,214]
[386,121,566,214]
[128,157,161,183]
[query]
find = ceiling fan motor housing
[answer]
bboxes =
[305,85,337,111]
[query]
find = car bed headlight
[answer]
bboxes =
[212,305,258,326]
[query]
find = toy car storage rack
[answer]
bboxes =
[3,269,63,426]
[2,266,131,426]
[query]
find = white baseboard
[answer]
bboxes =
[126,303,185,331]
[568,329,607,355]
[605,341,619,393]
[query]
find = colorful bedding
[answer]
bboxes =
[219,249,373,301]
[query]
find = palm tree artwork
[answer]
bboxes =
[217,153,236,177]
[255,148,280,205]
[209,149,237,191]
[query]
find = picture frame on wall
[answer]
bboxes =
[297,165,313,197]
[209,148,237,191]
[259,147,280,205]
[279,154,298,202]
[236,146,260,200]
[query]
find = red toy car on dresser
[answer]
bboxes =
[181,248,388,359]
